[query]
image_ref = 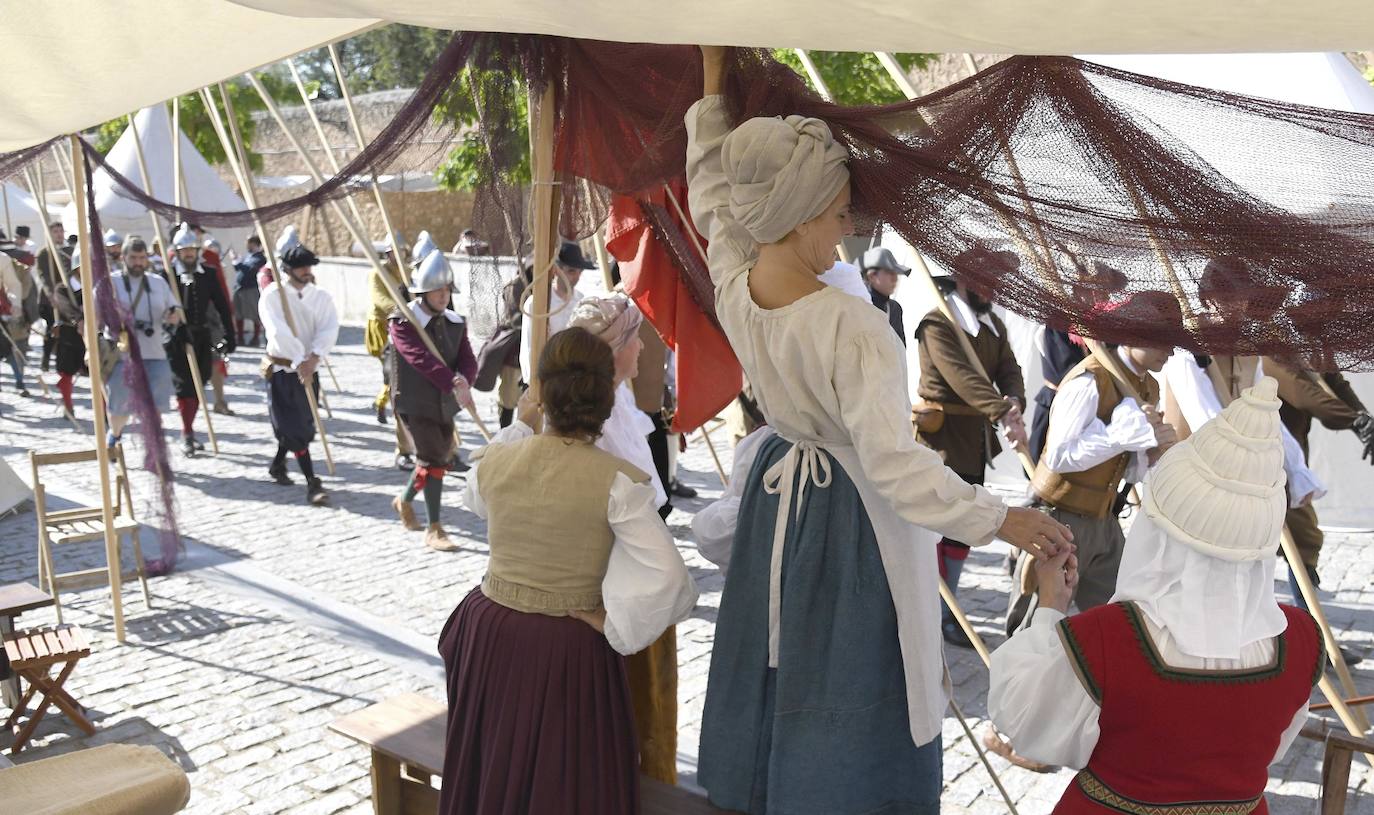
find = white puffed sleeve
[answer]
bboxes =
[685,95,760,286]
[988,609,1101,769]
[602,473,699,656]
[692,426,777,575]
[462,421,535,519]
[834,329,1007,546]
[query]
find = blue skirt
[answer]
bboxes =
[698,435,942,815]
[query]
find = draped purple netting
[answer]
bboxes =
[3,33,1374,371]
[82,151,181,574]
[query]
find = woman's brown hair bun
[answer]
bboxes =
[537,327,616,439]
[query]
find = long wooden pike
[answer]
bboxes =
[201,83,335,476]
[244,71,492,443]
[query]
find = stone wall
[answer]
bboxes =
[226,89,498,257]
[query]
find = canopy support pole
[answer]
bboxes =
[70,135,125,642]
[203,83,335,475]
[525,78,560,412]
[244,72,490,442]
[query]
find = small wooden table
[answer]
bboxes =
[0,583,55,707]
[330,693,739,815]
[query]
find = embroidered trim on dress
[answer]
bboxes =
[1306,612,1327,688]
[1057,618,1102,703]
[1075,770,1262,815]
[1119,602,1286,684]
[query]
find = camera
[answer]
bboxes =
[134,320,155,338]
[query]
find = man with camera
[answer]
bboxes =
[105,236,180,448]
[167,223,235,456]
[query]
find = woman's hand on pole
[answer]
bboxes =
[516,389,542,429]
[998,506,1073,561]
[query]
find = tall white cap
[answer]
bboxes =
[1142,377,1288,562]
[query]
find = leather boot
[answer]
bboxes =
[393,496,423,531]
[425,523,458,552]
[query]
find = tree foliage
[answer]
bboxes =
[432,69,531,193]
[771,50,935,106]
[90,76,298,173]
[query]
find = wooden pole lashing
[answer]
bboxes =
[69,135,126,642]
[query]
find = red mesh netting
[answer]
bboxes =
[463,37,1374,370]
[5,33,1374,374]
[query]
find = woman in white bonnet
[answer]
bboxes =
[989,378,1324,812]
[687,46,1072,813]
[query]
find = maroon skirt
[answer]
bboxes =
[438,587,640,815]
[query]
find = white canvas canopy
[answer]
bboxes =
[885,51,1374,529]
[0,182,57,243]
[60,105,251,256]
[4,0,1374,151]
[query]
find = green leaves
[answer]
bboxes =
[771,50,935,106]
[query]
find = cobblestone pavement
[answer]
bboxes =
[0,328,1369,813]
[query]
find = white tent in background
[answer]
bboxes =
[1,182,58,243]
[61,104,251,255]
[885,52,1374,528]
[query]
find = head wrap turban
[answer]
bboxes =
[568,294,644,352]
[721,115,850,245]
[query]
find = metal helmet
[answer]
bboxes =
[410,247,453,294]
[102,228,122,248]
[202,236,222,254]
[171,222,198,250]
[410,230,437,265]
[275,225,300,259]
[382,230,406,254]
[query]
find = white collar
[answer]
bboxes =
[1116,345,1144,378]
[408,299,463,329]
[944,291,999,338]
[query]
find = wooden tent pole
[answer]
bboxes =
[70,135,126,642]
[166,98,219,456]
[244,72,491,442]
[949,695,1022,815]
[205,83,335,475]
[525,79,560,410]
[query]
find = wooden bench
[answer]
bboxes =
[330,693,739,815]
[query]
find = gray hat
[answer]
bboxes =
[860,247,910,276]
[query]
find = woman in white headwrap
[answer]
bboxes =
[685,47,1072,813]
[988,378,1324,812]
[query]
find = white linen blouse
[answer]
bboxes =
[686,94,1008,745]
[464,422,698,656]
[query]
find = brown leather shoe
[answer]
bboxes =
[425,523,458,552]
[393,497,422,531]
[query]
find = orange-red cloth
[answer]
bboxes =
[605,183,741,434]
